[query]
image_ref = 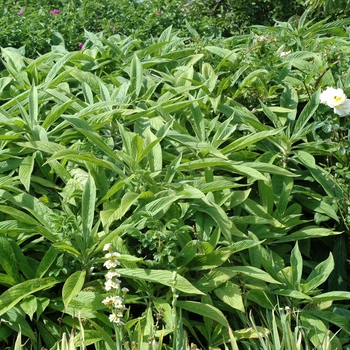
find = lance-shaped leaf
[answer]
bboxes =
[28,83,38,127]
[117,268,204,295]
[0,277,62,316]
[302,253,334,293]
[177,300,228,327]
[82,173,96,248]
[19,155,34,192]
[276,227,342,243]
[290,242,303,289]
[62,270,86,310]
[0,236,20,284]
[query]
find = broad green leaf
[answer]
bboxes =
[195,179,240,193]
[177,300,228,327]
[300,312,339,349]
[302,311,350,340]
[96,224,134,252]
[10,241,35,280]
[0,277,61,316]
[166,132,226,158]
[0,273,17,286]
[302,253,334,293]
[130,53,143,97]
[232,326,270,341]
[3,308,36,340]
[247,289,276,309]
[124,194,181,224]
[46,149,126,177]
[276,227,341,243]
[308,166,343,198]
[214,282,245,312]
[53,243,82,259]
[0,237,20,283]
[221,129,282,154]
[100,192,140,228]
[164,153,183,183]
[242,199,284,228]
[234,69,269,96]
[0,191,54,227]
[194,267,238,293]
[62,270,86,310]
[273,289,312,300]
[82,173,96,247]
[177,158,266,181]
[190,247,236,270]
[117,269,204,295]
[19,155,35,192]
[143,129,162,172]
[20,295,37,321]
[192,198,245,241]
[35,246,60,278]
[36,297,50,320]
[296,150,316,168]
[244,162,296,177]
[44,51,78,86]
[231,266,281,284]
[0,205,39,229]
[1,48,29,85]
[175,240,198,267]
[28,83,38,127]
[312,291,350,302]
[260,101,283,128]
[290,242,303,289]
[205,46,237,63]
[153,297,173,329]
[291,90,320,140]
[42,100,75,129]
[298,196,340,223]
[97,175,135,206]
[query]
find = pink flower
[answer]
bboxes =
[17,8,25,15]
[157,11,161,16]
[78,43,84,50]
[50,9,61,15]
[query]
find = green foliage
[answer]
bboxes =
[0,11,350,350]
[0,0,326,59]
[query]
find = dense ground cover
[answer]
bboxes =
[1,1,350,349]
[0,0,328,58]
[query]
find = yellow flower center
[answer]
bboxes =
[334,95,343,103]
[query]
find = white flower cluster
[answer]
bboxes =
[320,87,350,117]
[254,35,267,42]
[102,243,129,327]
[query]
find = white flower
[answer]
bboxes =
[103,243,112,251]
[112,296,124,309]
[280,50,292,57]
[108,313,124,326]
[102,296,115,307]
[105,252,121,260]
[121,287,129,294]
[104,279,121,291]
[334,99,350,117]
[103,260,118,269]
[108,313,118,323]
[106,271,121,280]
[320,87,347,108]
